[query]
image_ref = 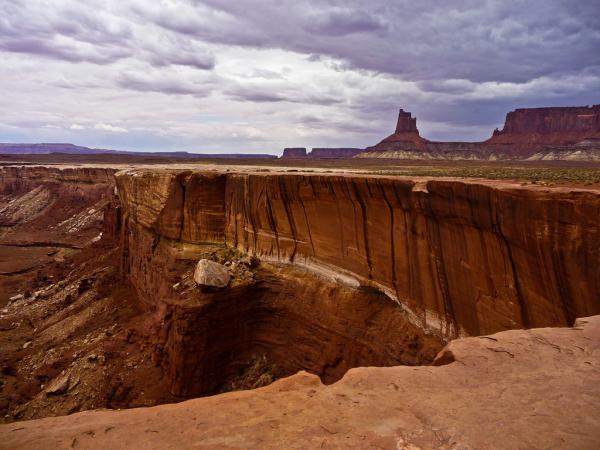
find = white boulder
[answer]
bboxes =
[193,259,230,288]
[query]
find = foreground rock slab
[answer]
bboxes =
[2,316,599,450]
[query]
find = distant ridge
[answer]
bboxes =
[0,143,276,159]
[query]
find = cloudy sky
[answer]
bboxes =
[1,0,599,154]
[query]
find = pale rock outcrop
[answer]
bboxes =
[3,315,599,449]
[193,259,230,288]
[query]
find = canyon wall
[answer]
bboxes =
[115,169,600,339]
[0,166,117,247]
[0,166,115,193]
[3,166,599,417]
[115,170,443,396]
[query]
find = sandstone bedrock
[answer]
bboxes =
[115,168,600,339]
[2,165,599,449]
[3,315,599,449]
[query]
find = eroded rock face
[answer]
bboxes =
[4,315,599,450]
[116,169,600,339]
[496,105,600,136]
[3,165,599,437]
[193,259,230,288]
[395,108,419,133]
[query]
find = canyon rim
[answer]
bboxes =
[2,0,600,448]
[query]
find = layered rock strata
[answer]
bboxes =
[0,166,116,248]
[115,169,600,339]
[115,170,442,396]
[2,165,600,445]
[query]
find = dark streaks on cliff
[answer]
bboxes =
[113,169,600,338]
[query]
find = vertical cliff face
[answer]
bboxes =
[225,174,599,336]
[395,109,419,134]
[3,166,599,425]
[497,105,600,135]
[116,170,600,339]
[115,170,444,396]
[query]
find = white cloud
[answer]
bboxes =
[94,123,128,133]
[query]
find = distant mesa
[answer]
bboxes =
[360,104,600,160]
[310,148,363,158]
[486,105,600,146]
[281,147,363,159]
[281,148,308,158]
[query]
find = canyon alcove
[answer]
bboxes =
[1,165,599,424]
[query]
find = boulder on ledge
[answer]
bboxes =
[193,259,230,288]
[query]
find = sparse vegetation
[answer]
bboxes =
[371,167,600,185]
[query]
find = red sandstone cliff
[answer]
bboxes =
[487,105,600,145]
[2,166,600,447]
[115,169,600,339]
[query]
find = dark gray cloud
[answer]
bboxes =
[157,0,600,83]
[3,0,598,82]
[304,9,387,36]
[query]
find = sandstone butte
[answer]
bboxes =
[361,105,600,160]
[0,165,599,449]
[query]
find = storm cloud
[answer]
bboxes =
[0,0,599,152]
